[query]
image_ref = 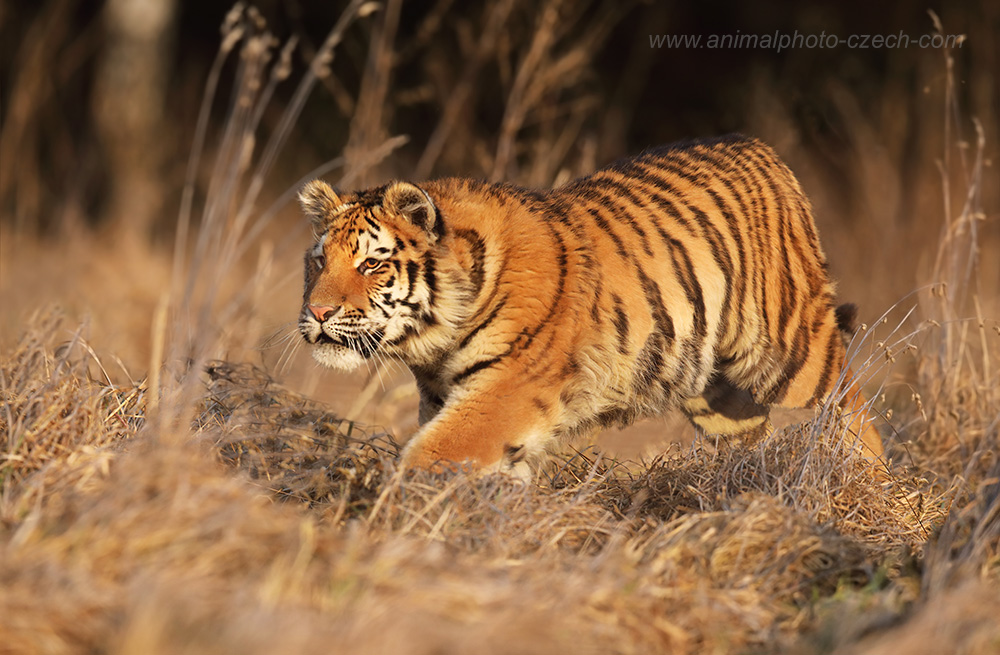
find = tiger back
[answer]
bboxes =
[298,134,884,473]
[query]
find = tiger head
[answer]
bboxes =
[298,179,443,371]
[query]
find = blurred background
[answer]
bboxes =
[1,0,996,454]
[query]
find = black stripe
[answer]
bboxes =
[773,183,797,340]
[626,182,708,340]
[793,191,823,264]
[584,178,654,257]
[632,268,677,394]
[582,190,683,396]
[517,221,569,350]
[384,323,419,347]
[632,331,666,398]
[763,320,810,404]
[650,156,708,186]
[704,186,749,351]
[462,249,507,332]
[717,175,763,331]
[522,326,564,377]
[749,150,814,309]
[452,356,502,385]
[665,238,707,338]
[587,207,628,259]
[726,152,772,340]
[458,296,507,349]
[423,252,438,304]
[790,193,825,296]
[670,145,730,174]
[637,268,676,345]
[739,148,792,342]
[590,276,603,324]
[432,205,446,240]
[742,147,800,344]
[542,196,577,229]
[453,228,487,299]
[685,203,734,320]
[611,294,630,354]
[806,323,839,407]
[633,166,700,237]
[404,260,420,304]
[650,171,735,327]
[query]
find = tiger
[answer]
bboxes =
[298,134,884,475]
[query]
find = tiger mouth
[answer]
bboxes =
[312,330,384,358]
[313,332,338,345]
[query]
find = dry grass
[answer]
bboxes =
[2,3,999,654]
[1,299,996,654]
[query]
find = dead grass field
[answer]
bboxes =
[2,3,999,654]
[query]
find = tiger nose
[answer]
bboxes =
[306,304,336,322]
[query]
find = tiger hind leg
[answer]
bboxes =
[828,372,885,461]
[767,335,885,462]
[681,373,886,474]
[832,304,886,460]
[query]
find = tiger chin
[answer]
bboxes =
[298,134,885,476]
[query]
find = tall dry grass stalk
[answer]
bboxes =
[900,21,999,610]
[156,2,400,431]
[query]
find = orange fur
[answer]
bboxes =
[298,135,884,474]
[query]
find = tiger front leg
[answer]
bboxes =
[400,382,556,476]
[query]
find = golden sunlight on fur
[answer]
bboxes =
[299,135,884,473]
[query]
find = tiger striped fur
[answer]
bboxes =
[298,134,884,474]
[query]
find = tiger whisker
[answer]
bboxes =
[279,332,306,376]
[359,330,389,393]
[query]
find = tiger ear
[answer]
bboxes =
[382,181,439,240]
[299,180,344,230]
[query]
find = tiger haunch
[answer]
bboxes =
[298,134,885,473]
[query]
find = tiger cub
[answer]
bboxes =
[298,134,883,473]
